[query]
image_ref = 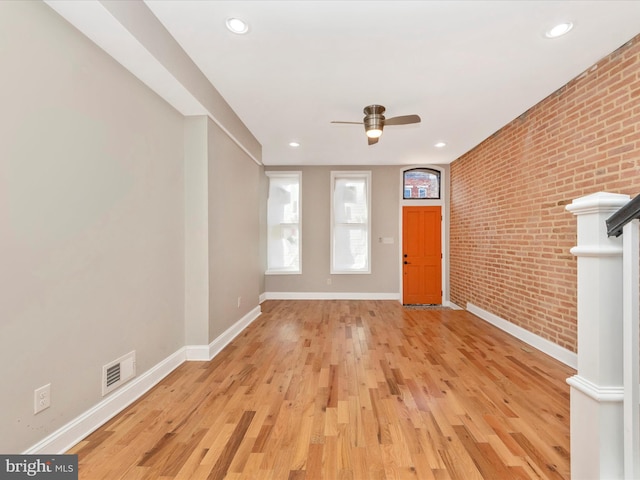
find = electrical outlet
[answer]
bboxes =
[237,296,241,308]
[34,384,51,414]
[326,278,332,285]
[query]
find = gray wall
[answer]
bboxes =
[0,1,265,453]
[264,166,402,295]
[184,117,209,345]
[0,1,185,452]
[0,0,450,454]
[208,120,262,341]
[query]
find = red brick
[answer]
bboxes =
[450,34,640,353]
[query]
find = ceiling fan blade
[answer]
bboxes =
[368,136,379,146]
[331,121,363,125]
[385,114,421,126]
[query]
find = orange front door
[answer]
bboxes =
[402,206,442,305]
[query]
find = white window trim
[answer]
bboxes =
[265,171,302,275]
[330,170,372,274]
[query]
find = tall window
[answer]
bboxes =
[331,171,371,274]
[266,171,301,274]
[403,168,440,199]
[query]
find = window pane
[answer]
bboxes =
[331,171,371,274]
[403,168,440,199]
[267,172,301,273]
[333,225,368,272]
[267,177,299,224]
[268,225,299,271]
[333,178,367,224]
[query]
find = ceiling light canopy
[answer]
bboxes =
[226,17,249,34]
[545,22,573,38]
[288,141,300,147]
[434,142,447,148]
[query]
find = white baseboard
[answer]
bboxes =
[567,375,624,402]
[26,301,572,455]
[259,293,267,304]
[184,345,210,361]
[466,302,577,369]
[24,347,187,454]
[445,300,463,310]
[263,292,401,301]
[186,306,262,361]
[24,306,262,454]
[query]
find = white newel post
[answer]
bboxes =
[566,192,630,479]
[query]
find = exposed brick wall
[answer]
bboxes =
[450,35,640,353]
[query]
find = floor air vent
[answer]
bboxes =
[102,351,136,396]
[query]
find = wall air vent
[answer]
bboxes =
[102,351,136,396]
[106,363,120,388]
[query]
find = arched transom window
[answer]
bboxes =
[403,168,440,199]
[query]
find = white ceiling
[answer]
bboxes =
[50,1,640,166]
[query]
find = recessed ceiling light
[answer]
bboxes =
[434,142,447,148]
[289,141,300,147]
[226,17,249,35]
[545,22,573,39]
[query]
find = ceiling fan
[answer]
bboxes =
[331,105,421,145]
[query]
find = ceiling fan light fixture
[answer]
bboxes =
[366,128,383,139]
[226,17,249,34]
[331,104,419,145]
[364,107,385,139]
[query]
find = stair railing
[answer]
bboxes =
[567,192,640,479]
[607,193,640,480]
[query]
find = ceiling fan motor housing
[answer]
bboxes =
[364,104,385,137]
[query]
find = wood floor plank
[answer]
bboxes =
[68,300,573,479]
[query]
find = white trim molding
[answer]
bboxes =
[264,292,401,301]
[567,375,624,403]
[186,306,262,361]
[24,348,187,454]
[566,192,629,479]
[398,165,448,311]
[467,302,577,369]
[25,306,262,454]
[444,300,463,310]
[565,191,630,216]
[570,245,623,257]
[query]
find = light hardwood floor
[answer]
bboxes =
[69,300,574,479]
